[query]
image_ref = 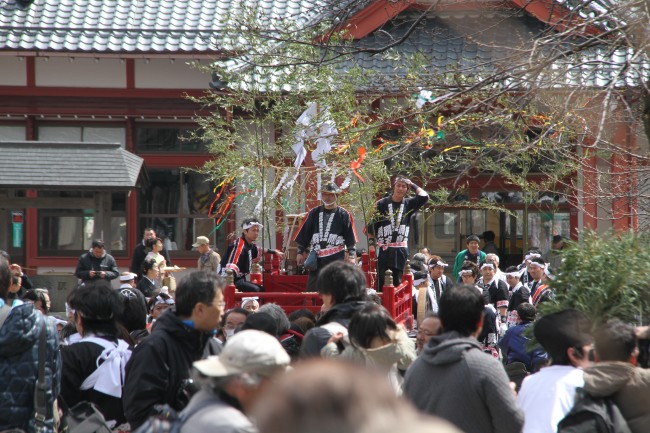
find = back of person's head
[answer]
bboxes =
[258,303,291,335]
[22,288,51,314]
[241,312,279,337]
[117,288,148,332]
[290,316,315,335]
[0,256,13,300]
[516,303,536,323]
[68,282,123,338]
[316,261,366,304]
[253,359,415,433]
[534,309,592,365]
[594,319,637,362]
[348,303,396,350]
[0,250,9,261]
[438,285,484,337]
[482,230,495,242]
[411,253,427,266]
[175,271,225,317]
[288,308,317,324]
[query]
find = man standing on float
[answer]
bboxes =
[368,177,429,289]
[294,183,358,290]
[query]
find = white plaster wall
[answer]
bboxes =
[0,56,27,86]
[35,57,125,87]
[135,59,210,89]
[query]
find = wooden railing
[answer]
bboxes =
[223,258,413,325]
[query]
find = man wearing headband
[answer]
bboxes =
[504,266,530,328]
[425,256,452,314]
[294,182,358,290]
[221,218,284,292]
[368,176,429,289]
[241,297,260,312]
[527,257,553,306]
[451,235,486,282]
[517,247,542,286]
[478,260,509,325]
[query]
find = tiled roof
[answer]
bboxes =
[0,0,348,53]
[0,142,144,189]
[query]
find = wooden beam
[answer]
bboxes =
[337,0,416,40]
[0,197,95,209]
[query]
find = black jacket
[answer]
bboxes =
[74,250,119,282]
[300,301,367,358]
[122,308,216,431]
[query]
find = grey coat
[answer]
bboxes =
[180,389,257,433]
[403,331,524,433]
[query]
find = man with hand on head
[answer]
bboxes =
[294,183,357,290]
[221,218,284,292]
[368,176,429,289]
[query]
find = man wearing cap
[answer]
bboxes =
[367,177,428,289]
[193,236,221,273]
[131,227,172,281]
[517,309,593,433]
[181,330,290,432]
[221,218,284,292]
[294,183,358,290]
[119,272,138,290]
[424,255,452,314]
[451,234,486,282]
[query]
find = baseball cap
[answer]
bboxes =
[192,236,210,248]
[193,329,290,378]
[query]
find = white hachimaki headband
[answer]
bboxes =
[525,253,541,261]
[413,278,427,286]
[153,295,175,307]
[505,271,522,278]
[458,269,474,277]
[241,297,259,308]
[428,261,448,268]
[480,263,496,270]
[527,261,546,269]
[242,222,263,230]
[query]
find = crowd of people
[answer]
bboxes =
[1,176,649,433]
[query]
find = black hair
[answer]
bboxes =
[529,257,546,266]
[466,234,480,244]
[348,303,396,349]
[482,231,495,242]
[147,291,175,313]
[516,303,536,323]
[241,312,279,337]
[145,237,162,249]
[141,258,156,275]
[175,271,225,317]
[526,247,542,255]
[505,265,519,274]
[241,217,261,228]
[11,271,21,287]
[316,261,366,304]
[143,227,154,235]
[91,239,105,249]
[460,260,479,278]
[419,246,430,254]
[438,285,484,337]
[534,309,592,365]
[117,288,148,332]
[594,319,637,362]
[22,288,51,314]
[68,281,123,339]
[0,256,12,300]
[288,308,317,323]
